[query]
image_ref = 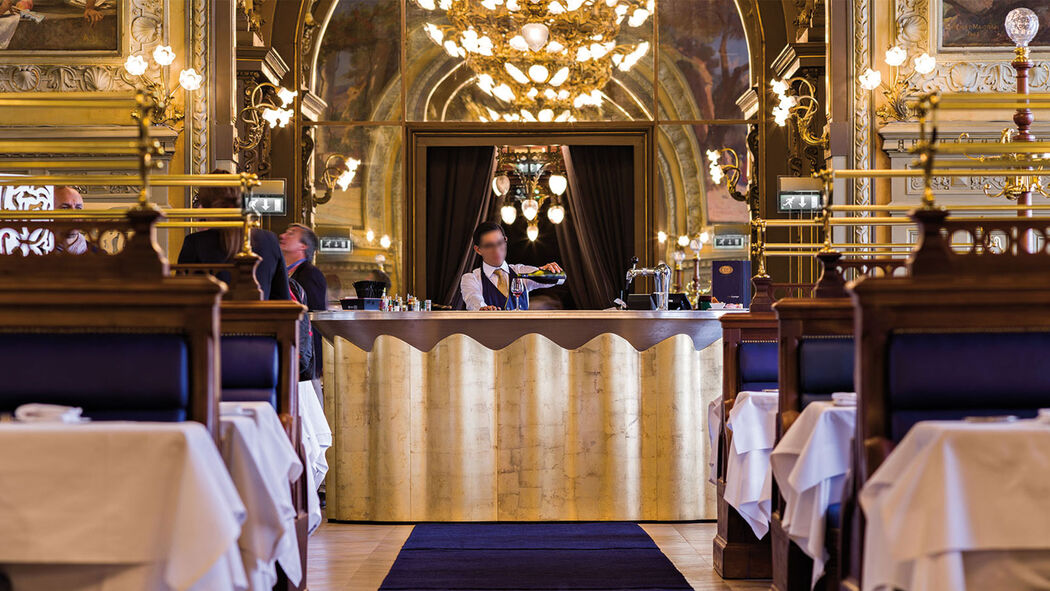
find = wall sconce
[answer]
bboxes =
[770,77,828,148]
[122,45,201,129]
[706,148,747,202]
[859,44,937,123]
[315,153,362,205]
[235,82,297,151]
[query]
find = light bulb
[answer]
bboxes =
[770,78,788,96]
[548,174,567,195]
[416,0,436,9]
[548,67,569,87]
[706,149,720,163]
[261,107,279,127]
[528,64,549,83]
[673,250,686,264]
[538,108,554,122]
[493,84,516,103]
[884,46,907,67]
[178,68,203,91]
[677,235,689,247]
[505,63,530,84]
[424,22,444,44]
[501,204,518,224]
[526,223,539,241]
[858,68,883,90]
[492,176,504,196]
[627,7,650,27]
[276,87,297,107]
[509,35,529,52]
[521,198,539,220]
[366,229,375,243]
[547,204,565,224]
[521,23,549,51]
[689,238,701,253]
[657,231,667,244]
[913,52,936,75]
[379,235,392,249]
[699,231,710,244]
[124,55,148,76]
[273,108,294,128]
[709,163,725,184]
[1006,7,1039,48]
[152,45,175,66]
[494,175,511,195]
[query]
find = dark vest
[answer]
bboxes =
[481,266,529,310]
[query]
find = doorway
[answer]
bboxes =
[408,127,652,309]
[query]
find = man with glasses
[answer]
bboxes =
[460,221,563,311]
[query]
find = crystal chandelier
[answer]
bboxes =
[415,0,654,122]
[492,146,567,241]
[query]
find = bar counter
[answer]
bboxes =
[315,310,734,522]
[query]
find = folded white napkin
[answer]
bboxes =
[14,403,85,423]
[832,392,857,406]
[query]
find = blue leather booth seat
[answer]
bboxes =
[0,333,189,421]
[887,331,1050,441]
[220,336,279,408]
[799,337,854,408]
[826,502,842,529]
[739,341,778,392]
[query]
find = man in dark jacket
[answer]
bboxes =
[280,223,328,379]
[177,181,290,301]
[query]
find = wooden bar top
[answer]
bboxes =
[312,309,743,352]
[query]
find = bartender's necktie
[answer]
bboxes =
[494,268,509,297]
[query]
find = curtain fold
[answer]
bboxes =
[554,145,634,309]
[426,146,497,307]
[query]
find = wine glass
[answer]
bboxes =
[509,277,527,310]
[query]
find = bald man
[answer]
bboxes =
[53,186,87,255]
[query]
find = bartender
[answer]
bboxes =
[460,221,564,311]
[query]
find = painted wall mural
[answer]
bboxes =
[941,1,1050,48]
[0,0,119,53]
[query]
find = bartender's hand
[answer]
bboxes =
[540,262,563,273]
[480,305,501,311]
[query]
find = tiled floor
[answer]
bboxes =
[307,521,771,591]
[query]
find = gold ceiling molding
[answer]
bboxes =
[894,0,1049,95]
[0,0,164,92]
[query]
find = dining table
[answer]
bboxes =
[0,421,247,591]
[723,389,778,539]
[860,419,1050,591]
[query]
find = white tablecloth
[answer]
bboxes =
[219,402,304,590]
[298,380,331,533]
[724,390,778,538]
[770,401,855,588]
[861,420,1050,591]
[0,422,247,591]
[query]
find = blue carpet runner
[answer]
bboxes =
[378,523,693,590]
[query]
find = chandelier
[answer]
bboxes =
[414,0,654,122]
[491,146,567,241]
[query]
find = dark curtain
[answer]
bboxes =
[554,145,634,309]
[426,146,497,307]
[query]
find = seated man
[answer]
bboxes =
[460,221,563,311]
[53,186,87,255]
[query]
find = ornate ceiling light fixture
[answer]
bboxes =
[414,0,654,122]
[492,146,567,240]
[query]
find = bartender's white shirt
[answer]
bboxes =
[460,261,563,310]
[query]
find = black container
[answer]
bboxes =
[354,280,388,298]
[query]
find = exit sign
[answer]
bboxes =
[244,179,286,215]
[320,236,353,253]
[714,234,747,249]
